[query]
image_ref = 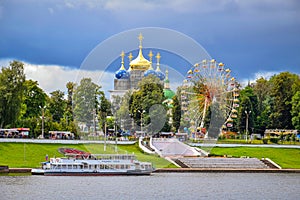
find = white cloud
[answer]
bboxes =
[0,59,184,99]
[240,70,282,87]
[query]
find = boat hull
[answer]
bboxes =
[31,168,45,175]
[42,171,152,176]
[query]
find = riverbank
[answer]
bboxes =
[3,167,300,174]
[154,168,300,173]
[1,141,299,169]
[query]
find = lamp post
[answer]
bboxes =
[104,118,107,151]
[138,110,145,137]
[39,105,46,139]
[92,109,97,136]
[129,113,134,131]
[245,110,251,143]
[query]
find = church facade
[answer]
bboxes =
[109,33,168,100]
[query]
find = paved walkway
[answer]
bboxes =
[0,138,136,145]
[1,138,299,148]
[189,143,300,149]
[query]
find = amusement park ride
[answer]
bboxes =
[181,59,240,139]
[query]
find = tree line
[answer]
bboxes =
[0,61,111,138]
[234,72,300,135]
[1,61,299,138]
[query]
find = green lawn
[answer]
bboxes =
[210,147,300,169]
[0,142,174,168]
[1,142,299,169]
[216,139,300,145]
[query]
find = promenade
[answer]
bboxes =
[1,138,299,149]
[189,143,300,149]
[0,138,136,145]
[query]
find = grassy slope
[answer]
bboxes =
[210,147,300,169]
[0,143,174,168]
[1,142,299,169]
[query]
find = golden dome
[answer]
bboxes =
[129,33,151,71]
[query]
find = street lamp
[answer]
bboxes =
[245,110,251,143]
[138,110,145,136]
[39,105,46,139]
[92,109,98,136]
[129,113,134,132]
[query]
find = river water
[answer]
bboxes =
[1,173,300,200]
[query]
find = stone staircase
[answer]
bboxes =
[176,157,271,169]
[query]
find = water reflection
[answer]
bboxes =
[0,173,299,200]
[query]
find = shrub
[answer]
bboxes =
[229,134,235,139]
[262,138,268,144]
[291,134,296,144]
[218,135,226,140]
[286,135,291,143]
[270,137,279,144]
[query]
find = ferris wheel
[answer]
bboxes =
[181,59,240,138]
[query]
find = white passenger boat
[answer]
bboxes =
[31,154,154,176]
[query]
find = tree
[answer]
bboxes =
[291,91,300,130]
[171,95,181,132]
[237,96,254,134]
[48,90,66,123]
[115,91,132,131]
[253,77,270,113]
[16,79,47,137]
[73,78,110,133]
[22,80,47,118]
[65,82,76,122]
[0,61,25,127]
[129,75,166,134]
[269,72,300,129]
[98,91,111,133]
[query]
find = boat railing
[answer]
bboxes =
[92,154,136,160]
[63,153,137,161]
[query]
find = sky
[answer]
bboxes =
[0,0,299,96]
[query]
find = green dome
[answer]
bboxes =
[163,88,175,99]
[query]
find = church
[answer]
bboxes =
[109,33,175,102]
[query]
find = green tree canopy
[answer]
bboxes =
[129,75,166,134]
[291,91,300,130]
[171,95,181,132]
[22,79,47,119]
[269,72,300,129]
[48,90,66,123]
[0,61,25,127]
[73,78,99,130]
